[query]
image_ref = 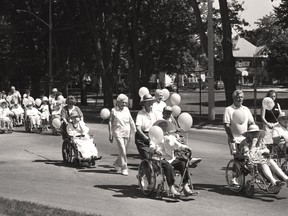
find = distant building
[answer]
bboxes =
[233,35,270,85]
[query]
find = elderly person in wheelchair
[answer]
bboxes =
[148,120,201,196]
[238,125,288,192]
[66,110,100,161]
[272,115,288,154]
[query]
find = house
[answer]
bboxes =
[233,35,270,85]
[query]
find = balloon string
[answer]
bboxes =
[101,119,104,124]
[186,132,189,145]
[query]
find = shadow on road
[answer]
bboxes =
[33,159,92,169]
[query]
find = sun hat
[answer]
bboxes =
[70,110,79,118]
[52,88,58,92]
[139,94,155,106]
[163,106,172,113]
[244,125,262,136]
[153,120,176,133]
[0,100,7,106]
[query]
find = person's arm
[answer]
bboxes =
[108,110,114,143]
[261,106,272,129]
[129,112,136,133]
[224,123,235,143]
[247,108,255,126]
[136,125,150,141]
[79,121,89,134]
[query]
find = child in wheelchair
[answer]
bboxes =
[149,120,201,196]
[238,124,288,192]
[0,100,14,132]
[66,110,101,162]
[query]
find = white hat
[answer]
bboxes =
[52,88,58,92]
[42,96,48,102]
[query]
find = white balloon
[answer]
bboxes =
[6,95,12,102]
[178,112,193,132]
[52,118,61,129]
[100,108,110,120]
[262,97,275,111]
[171,105,181,117]
[149,125,164,144]
[35,98,42,106]
[138,87,149,98]
[170,93,181,106]
[22,98,29,106]
[232,109,246,125]
[162,88,170,101]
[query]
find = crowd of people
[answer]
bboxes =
[1,84,288,197]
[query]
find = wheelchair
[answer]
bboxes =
[137,149,199,199]
[0,117,13,133]
[267,141,288,175]
[24,115,43,133]
[62,134,100,167]
[226,149,284,198]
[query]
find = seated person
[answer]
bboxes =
[66,111,100,161]
[11,103,24,125]
[149,120,200,196]
[25,102,41,129]
[239,125,288,192]
[0,100,13,130]
[51,101,62,119]
[272,115,288,154]
[39,96,50,129]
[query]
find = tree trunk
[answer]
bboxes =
[219,0,236,105]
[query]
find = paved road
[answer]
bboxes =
[0,125,287,216]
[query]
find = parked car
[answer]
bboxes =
[214,80,224,90]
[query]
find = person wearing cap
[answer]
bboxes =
[238,124,288,192]
[223,90,255,145]
[66,110,100,160]
[149,120,194,196]
[0,100,13,131]
[49,88,58,105]
[25,102,41,129]
[39,96,50,129]
[135,93,157,160]
[272,115,288,152]
[261,90,283,133]
[152,89,166,120]
[60,95,83,138]
[8,86,21,105]
[108,94,136,176]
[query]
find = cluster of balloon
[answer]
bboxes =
[52,118,61,129]
[149,125,164,144]
[138,87,149,99]
[35,98,42,107]
[170,93,181,106]
[100,108,110,122]
[58,95,65,104]
[232,109,246,125]
[262,97,275,111]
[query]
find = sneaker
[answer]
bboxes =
[183,183,193,196]
[170,185,181,196]
[230,177,238,186]
[268,181,285,193]
[122,169,128,176]
[189,158,202,168]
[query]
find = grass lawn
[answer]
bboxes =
[0,197,101,216]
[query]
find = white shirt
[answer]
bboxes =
[136,108,157,132]
[272,123,288,143]
[67,121,89,137]
[223,104,254,143]
[110,106,136,138]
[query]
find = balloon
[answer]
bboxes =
[162,88,170,101]
[35,98,42,106]
[22,98,29,106]
[178,112,193,132]
[57,95,65,103]
[262,97,275,111]
[138,87,149,98]
[100,108,110,120]
[170,93,181,106]
[52,118,61,129]
[6,96,12,102]
[171,105,181,117]
[232,109,246,125]
[149,125,164,144]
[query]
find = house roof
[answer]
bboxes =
[233,37,257,58]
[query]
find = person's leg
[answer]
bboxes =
[172,159,188,183]
[268,159,288,182]
[261,163,278,185]
[135,133,150,160]
[115,137,128,173]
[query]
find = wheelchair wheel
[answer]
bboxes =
[225,159,245,192]
[281,160,288,175]
[244,180,254,198]
[156,183,164,199]
[138,159,156,196]
[254,173,269,191]
[62,139,77,164]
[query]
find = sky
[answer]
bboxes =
[214,0,281,30]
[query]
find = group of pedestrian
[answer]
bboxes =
[224,89,288,192]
